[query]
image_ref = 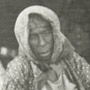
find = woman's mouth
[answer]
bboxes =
[40,51,51,56]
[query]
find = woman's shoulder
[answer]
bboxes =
[2,57,34,90]
[7,56,32,76]
[8,56,30,67]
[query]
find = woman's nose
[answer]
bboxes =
[39,35,46,46]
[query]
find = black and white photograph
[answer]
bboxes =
[0,0,90,90]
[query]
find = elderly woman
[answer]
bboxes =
[2,5,90,90]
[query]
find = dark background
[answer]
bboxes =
[0,0,90,68]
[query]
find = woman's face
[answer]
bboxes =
[29,23,54,61]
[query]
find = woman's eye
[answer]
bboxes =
[44,30,51,34]
[30,34,37,40]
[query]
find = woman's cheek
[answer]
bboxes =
[29,38,39,47]
[44,34,53,43]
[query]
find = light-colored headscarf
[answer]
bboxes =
[14,5,74,65]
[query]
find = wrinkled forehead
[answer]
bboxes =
[28,13,52,34]
[30,26,52,35]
